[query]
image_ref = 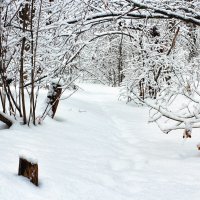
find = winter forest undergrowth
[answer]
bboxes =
[1,0,200,199]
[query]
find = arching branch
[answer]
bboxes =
[67,1,200,26]
[126,0,200,26]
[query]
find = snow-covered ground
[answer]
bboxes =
[0,84,200,200]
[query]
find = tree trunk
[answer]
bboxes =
[47,82,62,118]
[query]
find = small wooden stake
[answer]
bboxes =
[18,157,38,186]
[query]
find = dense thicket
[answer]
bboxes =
[1,0,200,135]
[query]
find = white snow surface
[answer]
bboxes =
[1,83,200,200]
[19,150,38,164]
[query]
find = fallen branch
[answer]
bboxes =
[167,27,180,56]
[0,112,13,128]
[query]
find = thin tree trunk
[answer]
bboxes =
[20,21,27,124]
[28,0,35,125]
[118,33,124,86]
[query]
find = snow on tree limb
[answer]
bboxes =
[66,1,200,26]
[126,0,200,26]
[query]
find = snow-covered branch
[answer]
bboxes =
[126,0,200,26]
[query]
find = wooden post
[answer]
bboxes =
[18,157,38,186]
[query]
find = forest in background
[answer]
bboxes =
[0,0,200,137]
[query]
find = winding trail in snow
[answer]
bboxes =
[1,84,200,200]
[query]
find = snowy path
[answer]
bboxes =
[1,84,200,200]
